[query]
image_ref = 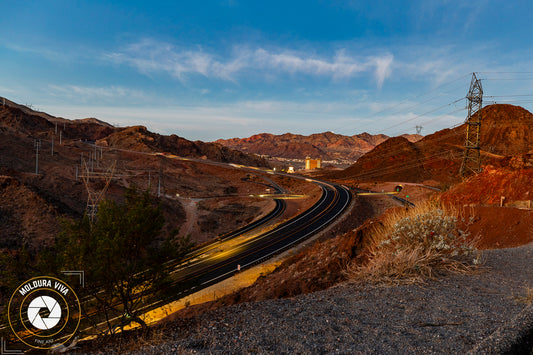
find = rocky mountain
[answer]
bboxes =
[0,98,272,251]
[215,131,422,165]
[98,125,269,167]
[330,104,533,183]
[0,99,268,167]
[0,102,117,141]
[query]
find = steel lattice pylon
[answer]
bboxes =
[460,73,483,178]
[79,158,116,222]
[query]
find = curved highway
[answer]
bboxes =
[57,146,353,333]
[74,177,351,332]
[176,198,286,264]
[164,179,351,300]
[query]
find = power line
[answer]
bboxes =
[346,149,460,181]
[388,106,466,138]
[332,73,471,135]
[484,78,533,81]
[333,72,533,181]
[478,71,533,74]
[342,115,518,182]
[380,97,465,135]
[485,95,533,98]
[341,128,467,180]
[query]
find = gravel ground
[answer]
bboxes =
[94,244,533,354]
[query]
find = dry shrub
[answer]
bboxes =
[345,202,482,285]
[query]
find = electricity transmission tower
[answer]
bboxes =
[79,154,116,223]
[460,73,483,178]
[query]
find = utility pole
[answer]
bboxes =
[94,144,99,168]
[460,73,483,178]
[59,130,62,145]
[158,172,161,197]
[158,156,163,197]
[416,125,423,135]
[51,135,54,156]
[34,139,41,174]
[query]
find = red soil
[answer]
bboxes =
[459,206,533,249]
[441,165,533,206]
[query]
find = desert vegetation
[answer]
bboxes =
[0,187,193,339]
[53,187,193,334]
[344,202,482,285]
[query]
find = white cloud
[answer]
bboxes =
[105,39,394,86]
[249,48,376,79]
[105,39,240,81]
[374,55,394,88]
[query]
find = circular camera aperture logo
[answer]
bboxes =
[8,276,81,350]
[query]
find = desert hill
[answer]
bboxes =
[215,131,422,165]
[0,101,268,167]
[0,96,61,123]
[331,104,533,183]
[98,125,269,167]
[0,99,279,251]
[0,103,118,141]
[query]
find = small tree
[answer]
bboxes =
[56,187,192,333]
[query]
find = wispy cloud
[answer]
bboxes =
[48,84,147,102]
[0,86,16,94]
[105,39,240,81]
[374,55,394,87]
[3,42,66,62]
[105,39,395,86]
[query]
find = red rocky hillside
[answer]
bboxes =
[331,104,533,183]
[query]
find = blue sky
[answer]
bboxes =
[1,1,533,141]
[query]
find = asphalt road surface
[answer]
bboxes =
[168,178,352,298]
